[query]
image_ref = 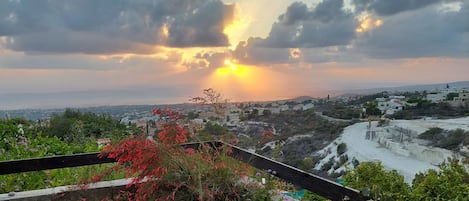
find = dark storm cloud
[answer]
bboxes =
[356,1,469,59]
[0,0,234,54]
[231,0,357,64]
[263,0,356,48]
[231,0,469,65]
[353,0,452,16]
[185,51,227,69]
[168,1,234,47]
[5,32,156,54]
[231,38,293,65]
[278,2,309,25]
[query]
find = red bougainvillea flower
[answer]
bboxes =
[157,123,190,144]
[185,148,196,155]
[152,108,181,120]
[92,107,264,201]
[261,130,274,143]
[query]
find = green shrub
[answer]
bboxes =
[337,143,347,155]
[344,162,410,200]
[418,127,444,141]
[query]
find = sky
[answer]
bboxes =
[1,0,469,109]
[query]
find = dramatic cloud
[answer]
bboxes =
[231,38,294,65]
[261,0,356,48]
[355,1,469,58]
[0,0,234,54]
[353,0,452,16]
[167,1,234,47]
[231,0,357,65]
[230,0,469,65]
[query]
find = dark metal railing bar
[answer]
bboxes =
[0,141,367,201]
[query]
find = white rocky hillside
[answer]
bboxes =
[314,117,469,183]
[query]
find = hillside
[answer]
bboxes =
[233,109,352,169]
[315,117,469,183]
[336,80,469,96]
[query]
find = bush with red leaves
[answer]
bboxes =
[89,108,271,201]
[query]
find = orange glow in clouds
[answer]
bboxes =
[203,60,301,101]
[223,3,252,49]
[356,15,383,33]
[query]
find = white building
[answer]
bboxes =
[425,88,460,103]
[292,104,304,111]
[426,92,447,103]
[269,107,281,114]
[279,105,289,111]
[302,103,314,110]
[377,98,406,115]
[426,88,469,105]
[389,96,405,100]
[449,91,469,107]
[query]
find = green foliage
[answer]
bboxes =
[419,127,444,141]
[0,122,110,193]
[411,160,469,200]
[333,155,348,170]
[351,157,360,168]
[377,119,389,127]
[345,160,469,200]
[197,122,228,141]
[0,164,122,193]
[419,128,469,150]
[446,92,459,101]
[263,109,272,116]
[299,157,314,171]
[416,99,433,109]
[248,108,259,119]
[364,102,381,116]
[321,158,335,172]
[0,114,129,193]
[249,109,350,169]
[186,110,199,119]
[407,97,423,104]
[391,102,469,119]
[0,118,99,161]
[346,92,389,105]
[97,110,280,201]
[301,190,329,201]
[344,162,410,200]
[322,106,360,120]
[337,143,347,155]
[439,129,467,150]
[48,108,129,142]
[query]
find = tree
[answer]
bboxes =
[47,109,129,142]
[411,160,469,200]
[248,109,259,119]
[336,143,347,155]
[344,162,410,200]
[446,92,459,101]
[199,122,227,135]
[263,109,272,116]
[364,102,381,116]
[65,120,85,144]
[186,111,199,120]
[299,157,314,171]
[190,88,229,121]
[92,109,274,200]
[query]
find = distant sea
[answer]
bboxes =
[0,87,193,110]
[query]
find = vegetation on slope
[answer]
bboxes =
[0,110,135,193]
[250,109,351,170]
[419,127,469,151]
[345,160,469,201]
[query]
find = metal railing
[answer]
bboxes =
[0,141,368,201]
